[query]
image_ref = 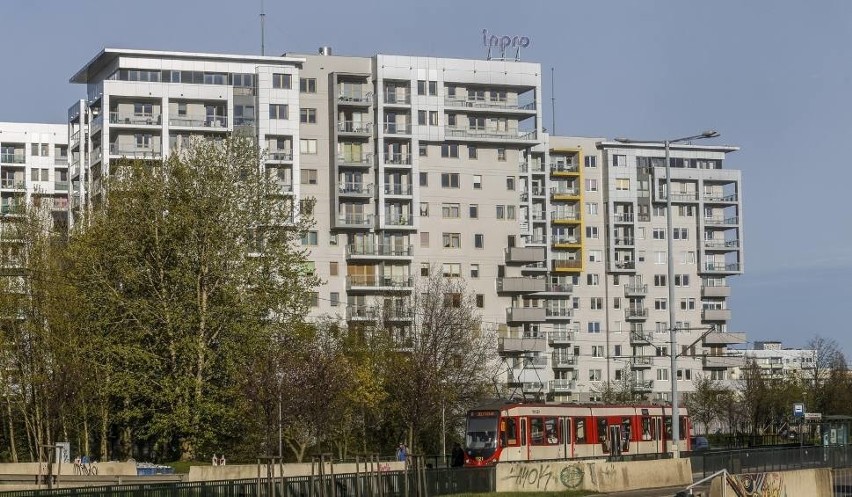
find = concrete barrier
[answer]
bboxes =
[187,461,406,481]
[0,462,137,476]
[495,458,692,493]
[710,468,832,497]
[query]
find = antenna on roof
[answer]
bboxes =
[551,67,556,135]
[260,0,266,56]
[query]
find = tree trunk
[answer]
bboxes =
[5,394,17,462]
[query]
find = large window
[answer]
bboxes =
[300,108,317,123]
[442,263,461,278]
[441,173,460,188]
[300,78,317,93]
[272,73,292,89]
[300,139,317,154]
[269,104,289,120]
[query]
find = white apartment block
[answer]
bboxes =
[0,122,69,228]
[61,47,747,402]
[729,341,816,381]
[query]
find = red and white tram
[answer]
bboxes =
[464,402,691,466]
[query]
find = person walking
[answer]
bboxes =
[451,442,465,468]
[396,442,408,462]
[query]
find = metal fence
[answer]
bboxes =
[692,445,852,478]
[0,467,495,497]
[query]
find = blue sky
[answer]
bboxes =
[3,0,851,356]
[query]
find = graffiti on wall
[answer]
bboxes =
[726,472,787,497]
[502,463,585,490]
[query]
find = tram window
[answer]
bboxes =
[530,418,545,445]
[503,417,518,446]
[641,417,652,440]
[664,417,673,440]
[575,418,586,444]
[680,416,687,439]
[544,417,559,445]
[598,418,608,443]
[621,417,631,451]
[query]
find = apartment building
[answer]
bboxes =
[64,47,747,402]
[729,341,816,381]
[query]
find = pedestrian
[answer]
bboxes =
[212,454,218,466]
[451,442,464,468]
[396,442,407,462]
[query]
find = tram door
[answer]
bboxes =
[654,417,665,454]
[521,418,528,461]
[562,417,573,458]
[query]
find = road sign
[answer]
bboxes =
[804,412,822,421]
[793,403,805,417]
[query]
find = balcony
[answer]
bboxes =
[0,180,25,190]
[550,163,579,175]
[444,97,537,113]
[702,308,732,321]
[624,284,648,297]
[505,307,546,323]
[337,213,373,229]
[550,379,576,393]
[701,285,731,298]
[108,144,162,159]
[530,212,546,222]
[525,356,549,369]
[383,123,412,135]
[383,92,411,105]
[629,331,654,345]
[384,215,414,228]
[552,353,578,369]
[552,235,581,247]
[168,116,228,129]
[497,277,546,293]
[54,181,69,191]
[702,331,746,346]
[548,329,576,345]
[552,260,582,272]
[338,121,372,135]
[338,93,373,106]
[613,213,634,223]
[704,216,740,226]
[55,157,69,166]
[703,262,741,273]
[704,239,740,250]
[346,275,414,291]
[521,382,546,394]
[704,193,738,203]
[338,182,374,198]
[632,380,654,392]
[346,244,413,260]
[346,307,376,321]
[630,356,653,369]
[625,307,649,320]
[545,308,572,319]
[614,237,635,246]
[267,151,293,163]
[268,182,294,195]
[444,127,537,142]
[0,153,25,164]
[550,187,580,200]
[703,355,746,369]
[498,331,546,353]
[337,153,374,168]
[384,153,412,166]
[612,260,636,271]
[545,283,573,293]
[551,211,581,223]
[384,184,413,196]
[383,307,414,321]
[505,246,545,264]
[110,112,162,126]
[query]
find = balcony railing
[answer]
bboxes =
[0,154,25,164]
[0,180,25,190]
[630,356,653,368]
[552,353,578,367]
[346,275,414,290]
[338,183,374,195]
[703,262,741,272]
[384,215,413,227]
[109,144,162,159]
[545,308,572,318]
[546,283,573,293]
[550,163,579,174]
[338,153,374,167]
[624,284,648,296]
[613,213,634,223]
[383,92,411,105]
[552,235,580,245]
[346,307,376,321]
[551,211,581,222]
[54,181,69,191]
[551,187,579,197]
[552,260,582,270]
[55,157,69,165]
[110,112,162,126]
[550,379,576,392]
[704,216,740,226]
[338,121,372,134]
[704,239,740,249]
[383,123,412,135]
[629,331,654,344]
[384,153,412,166]
[338,93,373,104]
[548,330,576,343]
[267,151,293,162]
[443,97,536,112]
[346,244,413,258]
[384,184,413,195]
[704,193,738,202]
[632,380,654,391]
[337,213,373,227]
[525,356,549,368]
[614,237,635,246]
[169,117,228,128]
[444,127,537,141]
[625,307,649,319]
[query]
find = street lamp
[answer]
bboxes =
[614,130,720,458]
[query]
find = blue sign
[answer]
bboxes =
[793,403,805,418]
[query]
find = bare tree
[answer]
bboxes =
[686,374,730,435]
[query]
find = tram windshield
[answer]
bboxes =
[466,414,498,450]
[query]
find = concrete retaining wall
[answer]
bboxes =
[495,458,692,493]
[187,461,406,481]
[0,462,137,476]
[710,468,832,497]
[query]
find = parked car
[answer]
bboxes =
[690,436,711,452]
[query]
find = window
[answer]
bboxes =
[330,292,339,307]
[506,177,515,190]
[468,145,478,159]
[586,202,598,215]
[470,263,480,278]
[613,154,627,167]
[613,298,621,309]
[269,104,289,119]
[40,169,48,181]
[474,234,484,248]
[469,204,479,218]
[300,108,317,124]
[473,175,482,189]
[329,262,338,276]
[299,78,317,93]
[586,274,599,285]
[417,80,427,95]
[301,231,318,246]
[420,202,429,217]
[419,143,428,156]
[428,81,437,95]
[654,206,666,217]
[657,369,669,381]
[655,251,666,264]
[675,274,690,287]
[592,345,604,357]
[497,148,506,161]
[442,233,461,248]
[673,228,688,240]
[441,143,459,158]
[272,73,292,89]
[585,179,598,192]
[308,292,319,307]
[586,226,599,239]
[584,155,597,168]
[417,110,427,125]
[447,113,457,126]
[616,178,630,191]
[590,297,603,310]
[421,262,430,277]
[441,173,460,188]
[135,134,152,148]
[442,263,461,278]
[429,111,438,125]
[680,298,696,310]
[301,169,318,185]
[655,298,667,310]
[682,251,696,264]
[476,294,485,308]
[490,90,507,101]
[496,205,505,219]
[588,322,601,333]
[419,172,428,186]
[420,232,429,247]
[588,250,602,262]
[654,275,666,287]
[31,143,41,156]
[589,369,602,381]
[134,103,153,116]
[507,205,516,219]
[441,203,460,218]
[679,205,695,217]
[653,228,666,240]
[300,139,317,154]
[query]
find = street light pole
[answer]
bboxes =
[614,130,719,458]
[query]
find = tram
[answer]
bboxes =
[464,401,691,466]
